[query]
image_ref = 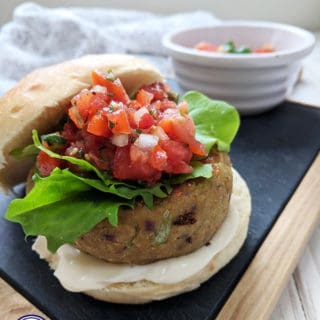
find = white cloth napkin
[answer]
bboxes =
[0,2,219,95]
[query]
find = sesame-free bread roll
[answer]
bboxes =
[0,54,162,192]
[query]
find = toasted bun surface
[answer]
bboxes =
[0,54,162,192]
[33,169,251,303]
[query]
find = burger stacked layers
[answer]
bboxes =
[0,54,251,303]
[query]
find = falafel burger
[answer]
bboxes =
[0,54,251,303]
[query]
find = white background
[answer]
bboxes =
[1,0,320,30]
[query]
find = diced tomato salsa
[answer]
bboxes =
[36,69,206,185]
[194,41,274,54]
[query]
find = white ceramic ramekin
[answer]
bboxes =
[163,21,315,114]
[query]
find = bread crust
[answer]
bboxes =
[0,54,162,192]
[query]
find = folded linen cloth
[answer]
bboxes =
[0,2,219,95]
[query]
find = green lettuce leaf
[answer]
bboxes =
[183,91,240,153]
[5,168,134,252]
[33,129,171,208]
[51,168,171,209]
[32,130,107,182]
[164,162,212,185]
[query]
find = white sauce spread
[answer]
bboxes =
[33,169,249,292]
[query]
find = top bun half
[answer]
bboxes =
[0,54,163,192]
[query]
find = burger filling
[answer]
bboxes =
[6,70,240,254]
[36,70,206,185]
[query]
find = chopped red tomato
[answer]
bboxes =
[72,91,92,118]
[194,41,218,52]
[139,113,154,130]
[107,109,131,134]
[87,113,111,137]
[159,114,205,156]
[128,100,142,110]
[140,82,168,101]
[41,71,206,184]
[129,144,149,163]
[160,140,193,174]
[91,70,129,103]
[113,145,161,184]
[127,108,138,129]
[136,89,154,105]
[61,122,79,142]
[149,145,167,170]
[72,90,109,119]
[37,151,63,177]
[254,44,274,53]
[68,106,85,129]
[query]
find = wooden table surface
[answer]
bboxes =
[1,33,320,320]
[271,32,320,320]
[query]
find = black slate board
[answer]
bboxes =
[1,96,320,320]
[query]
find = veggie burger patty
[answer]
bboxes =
[74,150,232,264]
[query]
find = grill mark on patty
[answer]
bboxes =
[173,205,197,225]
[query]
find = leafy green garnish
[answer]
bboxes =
[165,162,212,185]
[5,91,239,252]
[41,133,66,147]
[5,168,133,252]
[235,46,251,54]
[182,91,240,153]
[223,41,236,53]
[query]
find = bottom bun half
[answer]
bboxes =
[33,168,251,304]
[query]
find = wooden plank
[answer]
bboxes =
[294,228,320,320]
[216,153,320,320]
[271,278,306,320]
[0,278,47,320]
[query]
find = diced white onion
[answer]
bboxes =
[135,134,159,149]
[134,107,149,125]
[92,85,107,94]
[111,134,129,147]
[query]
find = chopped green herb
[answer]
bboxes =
[223,41,236,53]
[235,46,251,54]
[154,210,172,245]
[109,120,115,129]
[105,69,115,81]
[109,101,118,113]
[136,128,142,134]
[41,133,66,147]
[77,149,85,158]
